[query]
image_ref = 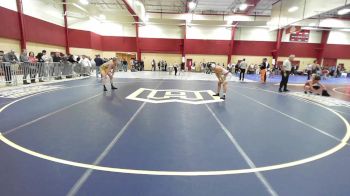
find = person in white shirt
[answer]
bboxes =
[43,52,53,78]
[306,62,313,80]
[227,63,233,73]
[90,58,96,69]
[239,59,247,81]
[279,55,295,92]
[81,55,92,76]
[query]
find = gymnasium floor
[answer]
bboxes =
[0,72,350,196]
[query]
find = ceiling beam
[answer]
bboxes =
[121,0,138,21]
[246,0,262,15]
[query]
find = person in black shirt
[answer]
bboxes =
[140,60,144,71]
[68,54,76,64]
[151,59,156,71]
[52,52,61,62]
[76,55,81,62]
[122,59,128,72]
[52,52,62,79]
[260,58,269,83]
[174,64,178,76]
[94,55,103,78]
[36,50,46,82]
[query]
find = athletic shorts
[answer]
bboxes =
[305,82,321,90]
[100,65,109,72]
[313,85,320,90]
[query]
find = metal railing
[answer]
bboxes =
[0,62,90,87]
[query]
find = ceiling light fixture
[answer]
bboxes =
[72,3,88,13]
[338,8,350,15]
[188,1,196,10]
[309,22,316,26]
[185,13,192,24]
[144,15,149,22]
[99,14,106,20]
[79,0,89,5]
[239,3,248,11]
[302,27,319,30]
[288,6,299,12]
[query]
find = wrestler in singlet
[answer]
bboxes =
[100,58,118,91]
[211,63,231,100]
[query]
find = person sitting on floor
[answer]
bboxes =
[304,75,330,96]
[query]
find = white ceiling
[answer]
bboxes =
[142,0,277,15]
[195,0,240,14]
[88,0,126,11]
[45,0,350,29]
[143,0,187,13]
[49,0,133,20]
[252,0,276,16]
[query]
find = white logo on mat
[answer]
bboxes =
[126,88,223,104]
[0,85,64,98]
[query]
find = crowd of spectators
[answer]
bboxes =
[0,49,120,85]
[1,49,349,87]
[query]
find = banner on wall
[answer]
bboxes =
[289,30,310,42]
[285,26,301,34]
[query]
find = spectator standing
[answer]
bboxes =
[121,58,126,72]
[52,52,61,62]
[234,60,240,74]
[140,60,144,71]
[52,52,62,79]
[239,59,247,81]
[279,55,295,92]
[306,62,313,80]
[336,65,341,78]
[174,63,178,76]
[94,55,103,78]
[0,51,5,83]
[81,55,92,76]
[260,58,269,83]
[20,49,30,84]
[0,51,4,62]
[130,58,134,70]
[36,50,47,82]
[227,63,233,73]
[90,57,96,74]
[3,50,19,84]
[151,59,156,71]
[311,60,319,74]
[68,54,76,64]
[28,51,37,83]
[76,55,81,63]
